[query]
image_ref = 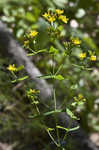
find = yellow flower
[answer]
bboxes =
[29,88,40,95]
[58,15,69,23]
[72,38,81,45]
[48,16,56,22]
[90,55,96,61]
[56,9,64,15]
[29,30,38,37]
[80,53,86,59]
[30,89,37,94]
[42,12,50,19]
[78,94,83,100]
[7,64,17,72]
[43,11,56,22]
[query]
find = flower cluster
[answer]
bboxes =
[27,88,40,99]
[72,94,86,107]
[43,9,69,24]
[24,30,38,48]
[80,53,86,59]
[26,88,40,105]
[90,55,96,61]
[74,94,86,103]
[55,9,64,15]
[29,30,38,38]
[71,38,97,61]
[71,37,81,45]
[80,53,96,61]
[43,11,56,22]
[27,88,40,95]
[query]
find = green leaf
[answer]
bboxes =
[29,109,62,119]
[56,125,80,132]
[37,75,54,79]
[66,108,79,120]
[49,46,58,54]
[72,64,85,70]
[11,76,28,83]
[37,74,64,80]
[43,109,62,116]
[83,37,98,52]
[27,53,36,56]
[77,101,84,105]
[54,75,64,80]
[37,49,47,53]
[56,125,68,131]
[25,12,36,22]
[16,28,24,38]
[53,0,68,8]
[55,64,63,75]
[16,65,24,71]
[27,49,47,56]
[47,128,55,131]
[71,102,77,107]
[72,64,93,71]
[68,126,80,132]
[31,100,39,105]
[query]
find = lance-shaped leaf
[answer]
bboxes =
[11,76,28,83]
[16,65,24,71]
[56,125,80,132]
[27,49,47,56]
[29,109,62,119]
[66,108,79,120]
[37,74,64,80]
[54,75,64,80]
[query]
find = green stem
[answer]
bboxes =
[53,89,60,146]
[53,89,56,110]
[35,104,40,114]
[47,130,60,147]
[11,71,17,79]
[52,54,55,75]
[55,64,63,75]
[63,119,72,142]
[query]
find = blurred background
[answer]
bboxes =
[0,0,99,149]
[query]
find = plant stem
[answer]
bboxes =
[63,119,72,142]
[35,104,40,114]
[11,71,17,79]
[47,130,60,147]
[54,89,56,110]
[53,89,60,146]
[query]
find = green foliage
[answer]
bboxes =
[56,125,80,132]
[11,76,28,83]
[66,108,79,120]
